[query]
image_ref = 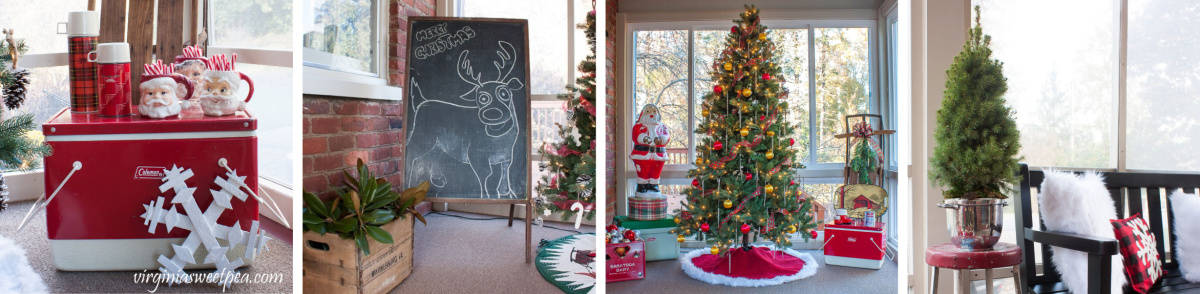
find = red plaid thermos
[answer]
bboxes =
[59,11,100,113]
[91,43,131,117]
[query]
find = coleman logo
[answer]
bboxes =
[135,166,167,179]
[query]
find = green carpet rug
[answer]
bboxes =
[535,234,596,294]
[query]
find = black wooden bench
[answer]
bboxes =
[1015,164,1200,293]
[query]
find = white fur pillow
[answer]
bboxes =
[1037,170,1125,293]
[1170,189,1200,282]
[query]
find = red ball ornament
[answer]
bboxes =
[700,223,710,232]
[713,84,723,94]
[762,73,771,80]
[789,138,795,146]
[606,224,618,232]
[760,115,766,121]
[714,141,724,151]
[810,230,819,239]
[744,172,753,181]
[692,178,701,187]
[740,223,752,234]
[790,180,796,186]
[731,26,739,34]
[623,229,638,241]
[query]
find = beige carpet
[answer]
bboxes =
[0,200,293,293]
[391,211,594,293]
[607,247,898,293]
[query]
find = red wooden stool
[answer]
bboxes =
[926,242,1022,294]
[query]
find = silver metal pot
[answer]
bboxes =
[939,198,1007,251]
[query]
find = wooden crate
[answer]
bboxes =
[303,216,414,294]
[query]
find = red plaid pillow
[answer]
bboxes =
[1111,214,1163,293]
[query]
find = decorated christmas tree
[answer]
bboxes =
[672,5,816,255]
[930,6,1021,200]
[535,3,596,221]
[0,29,51,212]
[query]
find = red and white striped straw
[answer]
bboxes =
[205,53,238,71]
[181,45,204,58]
[144,59,174,75]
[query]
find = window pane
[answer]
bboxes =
[693,30,723,162]
[775,28,812,164]
[302,0,375,74]
[0,1,90,54]
[633,30,688,161]
[460,0,567,95]
[531,100,569,153]
[977,0,1116,168]
[814,27,870,163]
[212,0,293,50]
[241,64,295,186]
[572,0,592,65]
[798,182,841,219]
[1127,0,1200,171]
[5,67,69,124]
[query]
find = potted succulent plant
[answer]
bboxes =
[302,159,429,293]
[929,6,1022,251]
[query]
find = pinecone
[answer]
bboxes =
[3,68,29,110]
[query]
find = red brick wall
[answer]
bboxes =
[605,0,619,220]
[303,0,436,198]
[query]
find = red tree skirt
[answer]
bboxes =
[680,246,818,287]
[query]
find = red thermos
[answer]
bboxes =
[90,43,131,117]
[59,11,100,113]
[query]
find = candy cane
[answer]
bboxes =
[570,202,585,229]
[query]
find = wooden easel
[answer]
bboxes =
[96,0,205,104]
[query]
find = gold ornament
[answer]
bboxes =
[739,128,749,137]
[674,217,681,224]
[695,157,704,166]
[723,62,733,71]
[766,130,775,137]
[765,151,774,159]
[752,65,759,73]
[741,88,752,96]
[788,225,797,233]
[701,109,709,117]
[678,235,686,243]
[723,199,733,209]
[765,184,775,194]
[758,33,766,41]
[711,246,720,255]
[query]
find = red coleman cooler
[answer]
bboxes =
[823,223,887,269]
[41,107,258,271]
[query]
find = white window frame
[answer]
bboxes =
[620,19,882,216]
[301,0,402,100]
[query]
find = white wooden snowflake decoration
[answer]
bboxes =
[139,164,270,287]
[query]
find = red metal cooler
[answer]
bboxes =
[42,107,258,271]
[823,223,887,269]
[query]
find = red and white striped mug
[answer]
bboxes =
[88,43,131,117]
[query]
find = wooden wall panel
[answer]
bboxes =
[156,0,184,62]
[126,0,155,104]
[99,0,127,43]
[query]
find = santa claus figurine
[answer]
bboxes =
[138,60,193,118]
[630,104,670,199]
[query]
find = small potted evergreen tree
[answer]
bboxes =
[929,6,1022,251]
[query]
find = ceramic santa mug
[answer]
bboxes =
[138,61,194,118]
[197,54,253,116]
[88,42,131,117]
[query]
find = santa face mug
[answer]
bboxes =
[197,69,253,116]
[138,74,193,118]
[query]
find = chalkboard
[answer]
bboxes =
[403,17,531,202]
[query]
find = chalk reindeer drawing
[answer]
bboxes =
[406,41,524,198]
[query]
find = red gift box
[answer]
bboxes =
[42,107,259,271]
[823,223,887,269]
[606,241,646,282]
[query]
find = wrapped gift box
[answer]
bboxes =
[823,223,887,269]
[42,107,259,271]
[614,216,678,261]
[606,240,645,282]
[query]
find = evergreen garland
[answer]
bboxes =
[671,5,816,254]
[0,31,51,211]
[929,6,1021,199]
[534,2,597,221]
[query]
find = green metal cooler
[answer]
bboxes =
[615,216,679,261]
